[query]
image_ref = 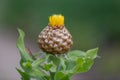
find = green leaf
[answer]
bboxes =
[44,63,53,71]
[17,28,33,62]
[65,60,76,71]
[64,50,85,75]
[26,67,46,79]
[64,48,98,75]
[44,76,51,80]
[54,71,70,80]
[61,60,76,77]
[16,68,30,80]
[47,54,60,72]
[32,58,45,67]
[75,58,93,73]
[68,50,86,60]
[48,54,60,65]
[22,61,32,70]
[60,57,66,70]
[86,48,98,59]
[21,62,47,79]
[50,63,57,72]
[81,58,94,72]
[73,58,84,73]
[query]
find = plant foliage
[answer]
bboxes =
[17,29,98,80]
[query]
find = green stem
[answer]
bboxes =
[50,72,55,80]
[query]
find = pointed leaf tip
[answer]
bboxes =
[16,68,30,80]
[86,48,98,59]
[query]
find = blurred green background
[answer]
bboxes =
[0,0,120,80]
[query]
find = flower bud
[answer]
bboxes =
[38,14,73,54]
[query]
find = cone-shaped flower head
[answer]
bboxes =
[38,14,73,54]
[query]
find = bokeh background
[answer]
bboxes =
[0,0,120,80]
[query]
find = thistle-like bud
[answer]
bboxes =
[38,14,73,54]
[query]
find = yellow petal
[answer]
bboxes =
[49,14,64,28]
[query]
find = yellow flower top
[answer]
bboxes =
[49,14,64,28]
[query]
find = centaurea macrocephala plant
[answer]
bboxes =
[17,14,98,80]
